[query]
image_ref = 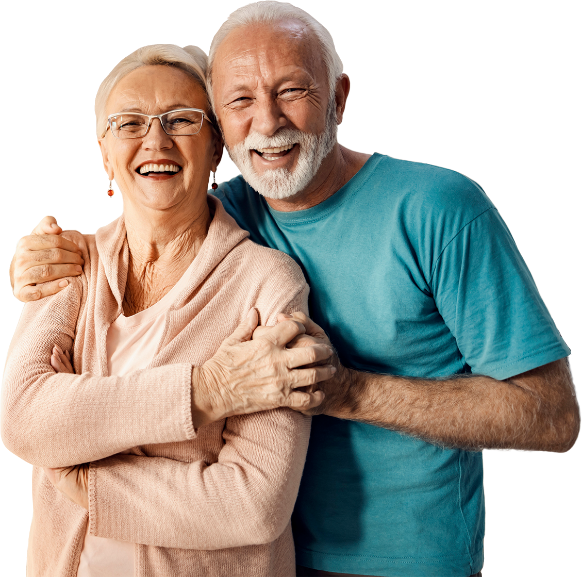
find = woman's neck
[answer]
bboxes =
[122,200,211,316]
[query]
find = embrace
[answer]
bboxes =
[2,2,579,577]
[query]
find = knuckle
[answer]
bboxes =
[38,264,52,280]
[49,249,63,263]
[16,237,29,250]
[23,287,41,302]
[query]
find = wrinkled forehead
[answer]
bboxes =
[213,20,326,88]
[107,65,207,115]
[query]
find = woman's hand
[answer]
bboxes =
[46,344,87,508]
[50,345,74,373]
[44,464,90,510]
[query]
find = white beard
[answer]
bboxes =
[226,101,337,200]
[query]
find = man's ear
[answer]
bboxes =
[334,74,351,125]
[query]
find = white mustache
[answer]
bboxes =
[238,128,304,151]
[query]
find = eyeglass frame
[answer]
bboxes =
[105,107,215,139]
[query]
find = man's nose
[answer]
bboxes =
[251,97,287,136]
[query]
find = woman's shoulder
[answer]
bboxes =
[232,238,307,289]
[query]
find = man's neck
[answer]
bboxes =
[264,144,372,212]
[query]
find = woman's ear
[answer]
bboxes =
[210,133,224,173]
[97,138,115,180]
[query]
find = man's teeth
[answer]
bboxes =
[139,163,180,174]
[256,144,295,154]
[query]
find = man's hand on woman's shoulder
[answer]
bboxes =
[192,309,338,426]
[10,216,84,303]
[254,311,354,418]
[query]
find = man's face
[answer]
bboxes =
[211,20,337,199]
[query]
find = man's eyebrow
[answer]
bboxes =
[223,75,313,96]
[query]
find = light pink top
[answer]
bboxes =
[78,260,197,576]
[3,196,310,576]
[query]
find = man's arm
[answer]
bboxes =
[281,312,580,453]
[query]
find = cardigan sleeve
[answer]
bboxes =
[88,408,311,548]
[1,278,195,468]
[87,281,312,548]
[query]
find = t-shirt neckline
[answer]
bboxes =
[264,152,384,225]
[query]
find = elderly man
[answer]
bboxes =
[9,2,579,577]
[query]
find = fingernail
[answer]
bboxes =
[55,345,63,354]
[280,313,293,319]
[50,223,59,229]
[59,280,68,288]
[75,265,82,272]
[331,366,337,373]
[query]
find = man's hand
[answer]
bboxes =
[44,464,89,510]
[192,309,337,426]
[10,216,84,302]
[254,311,353,417]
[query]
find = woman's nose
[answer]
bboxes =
[142,117,173,150]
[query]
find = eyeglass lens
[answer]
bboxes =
[110,110,205,138]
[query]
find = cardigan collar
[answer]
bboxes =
[94,195,250,311]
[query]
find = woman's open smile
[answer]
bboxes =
[136,158,183,180]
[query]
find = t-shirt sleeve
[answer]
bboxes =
[429,207,570,380]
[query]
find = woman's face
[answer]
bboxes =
[99,65,221,212]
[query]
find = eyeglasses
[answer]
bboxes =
[106,108,213,139]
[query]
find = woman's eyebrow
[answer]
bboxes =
[116,104,197,113]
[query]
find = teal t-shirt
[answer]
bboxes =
[213,153,569,577]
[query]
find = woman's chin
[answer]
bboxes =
[129,186,200,213]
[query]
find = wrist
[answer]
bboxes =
[190,365,229,427]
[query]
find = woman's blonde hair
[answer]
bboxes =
[94,44,211,138]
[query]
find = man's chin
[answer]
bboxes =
[244,169,304,200]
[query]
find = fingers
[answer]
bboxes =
[252,325,273,340]
[260,319,306,347]
[289,364,337,388]
[286,343,333,369]
[32,216,62,235]
[17,233,83,258]
[277,311,327,339]
[17,278,72,303]
[285,389,325,411]
[285,334,320,349]
[225,308,259,345]
[51,345,73,374]
[12,233,85,303]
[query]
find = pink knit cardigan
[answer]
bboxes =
[1,196,311,577]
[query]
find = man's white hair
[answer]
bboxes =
[94,44,212,139]
[207,1,343,108]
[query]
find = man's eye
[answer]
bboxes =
[280,88,306,98]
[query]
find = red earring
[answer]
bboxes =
[211,172,218,190]
[107,180,114,197]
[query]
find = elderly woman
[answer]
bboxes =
[1,44,335,577]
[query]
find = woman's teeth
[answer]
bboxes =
[139,163,181,175]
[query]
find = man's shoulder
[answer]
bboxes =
[212,175,258,211]
[231,236,306,289]
[211,175,267,234]
[372,154,493,214]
